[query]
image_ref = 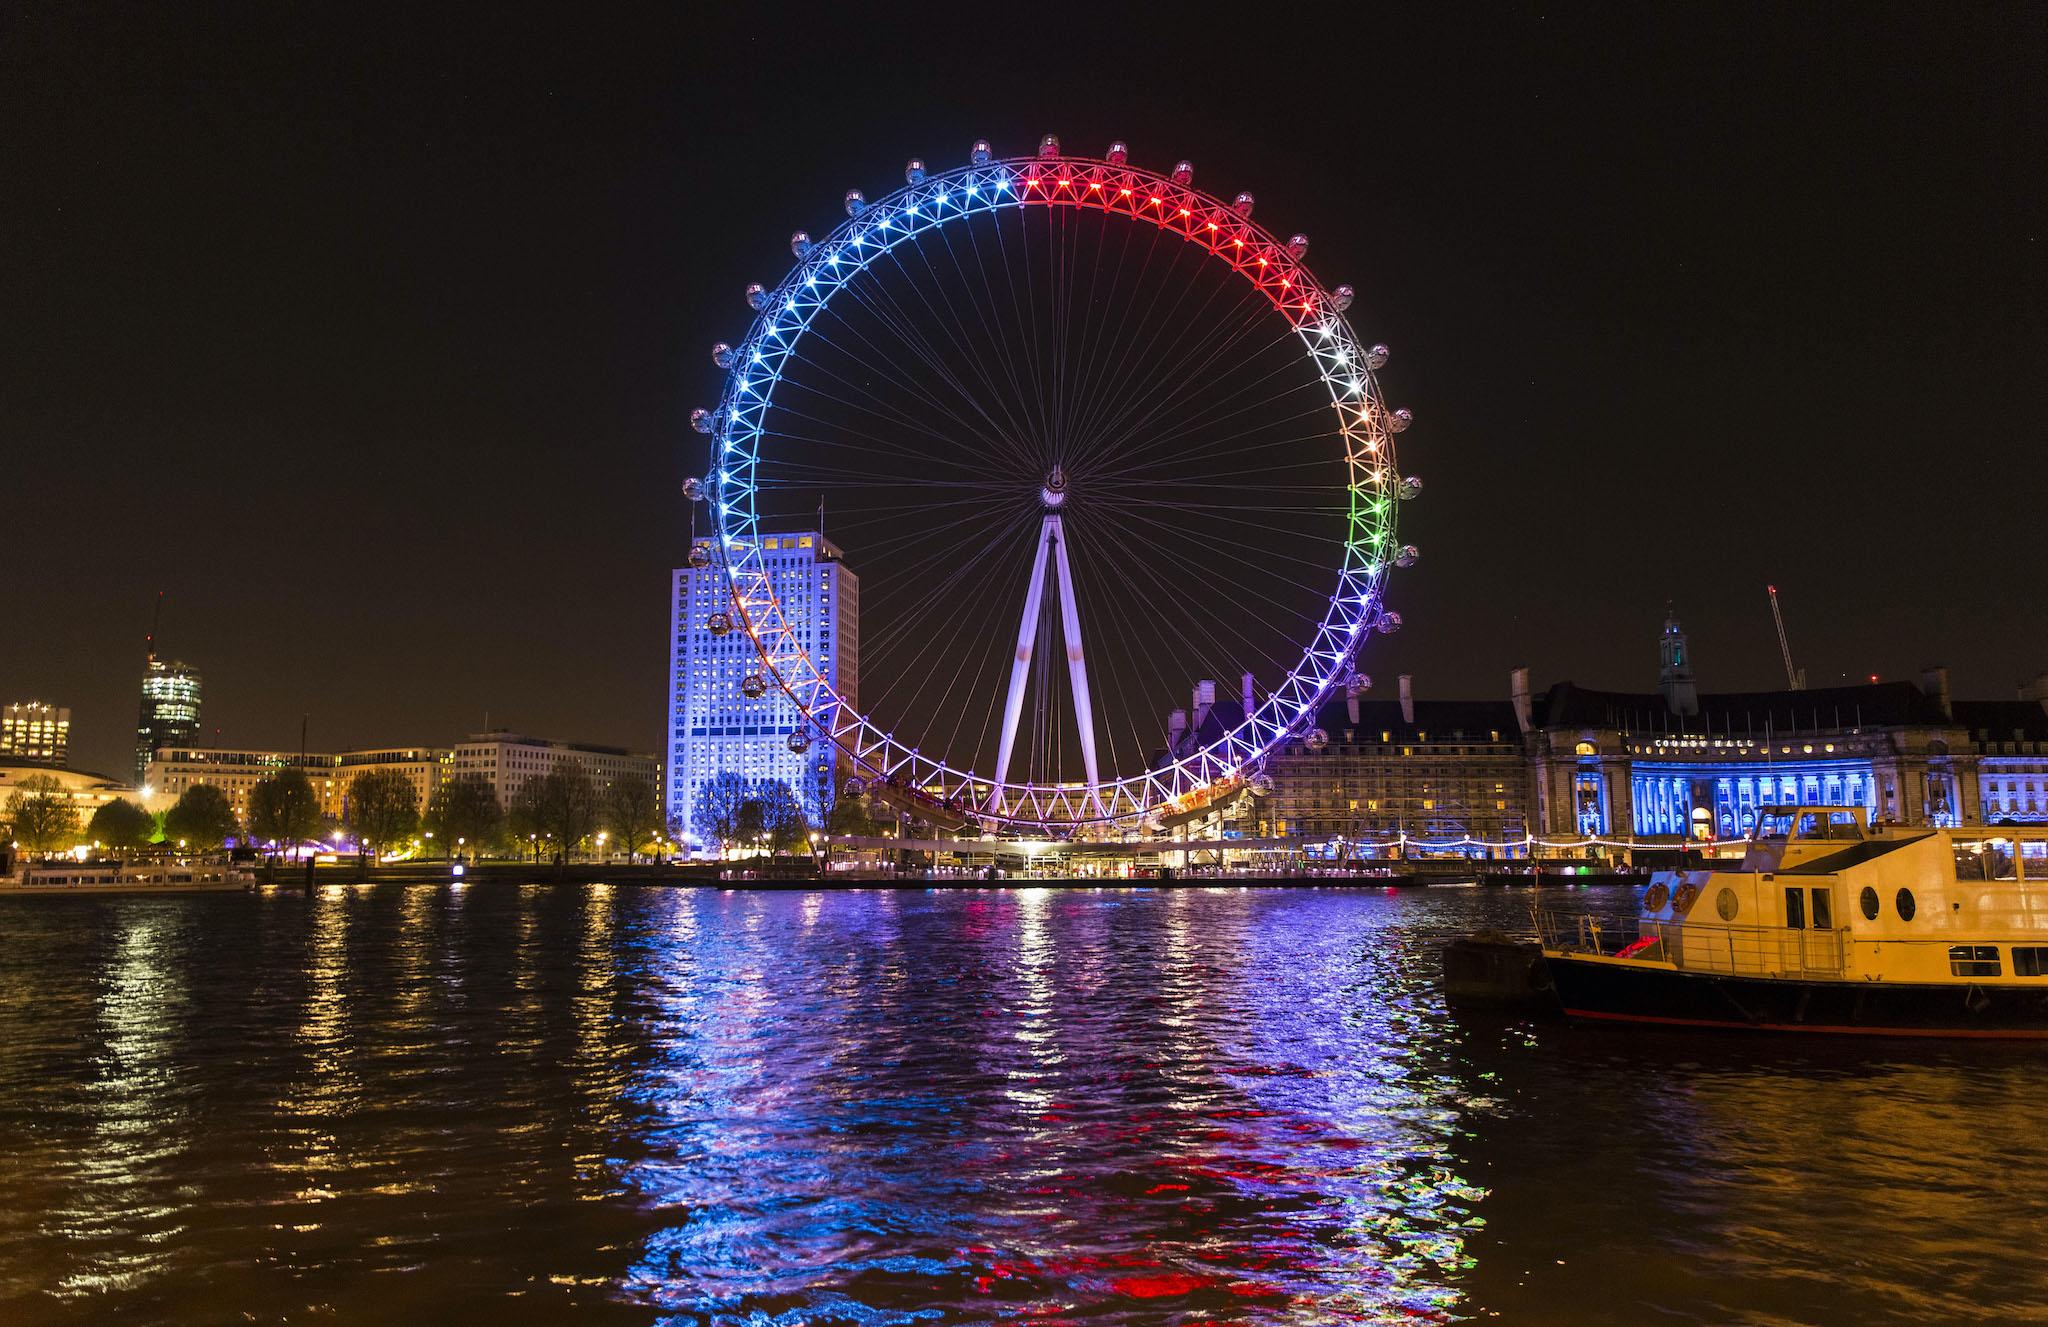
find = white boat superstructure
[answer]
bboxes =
[3,860,252,894]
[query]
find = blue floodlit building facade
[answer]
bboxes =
[666,529,858,851]
[1521,616,2048,840]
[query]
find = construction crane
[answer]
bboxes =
[1767,584,1807,691]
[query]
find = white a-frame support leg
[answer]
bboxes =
[990,513,1102,814]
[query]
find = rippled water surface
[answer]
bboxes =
[0,884,2041,1325]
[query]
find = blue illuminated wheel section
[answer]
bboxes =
[689,136,1417,834]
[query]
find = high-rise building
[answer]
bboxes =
[666,528,859,851]
[1,702,70,766]
[136,659,202,783]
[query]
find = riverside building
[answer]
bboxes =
[666,529,859,850]
[1516,617,2048,841]
[445,732,658,810]
[143,748,344,820]
[1233,614,2048,855]
[1259,675,1530,854]
[1,702,70,767]
[145,736,655,825]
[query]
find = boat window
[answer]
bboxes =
[1895,888,1917,922]
[1716,887,1739,921]
[1784,887,1806,929]
[1809,889,1832,930]
[1954,846,1988,881]
[2015,947,2048,977]
[1949,945,2001,978]
[1859,886,1879,921]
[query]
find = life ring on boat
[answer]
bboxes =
[1673,883,1700,914]
[1643,883,1670,911]
[1616,937,1659,959]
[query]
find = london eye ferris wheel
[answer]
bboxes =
[685,135,1419,836]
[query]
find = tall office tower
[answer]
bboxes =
[136,659,203,784]
[666,528,859,851]
[1,702,71,766]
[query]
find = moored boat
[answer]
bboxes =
[1536,807,2048,1037]
[2,859,253,895]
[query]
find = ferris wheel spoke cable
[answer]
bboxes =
[1088,510,1348,596]
[863,511,1040,728]
[1063,237,1277,465]
[1058,519,1192,774]
[769,368,1016,472]
[834,249,1021,435]
[1011,199,1065,474]
[1110,473,1339,490]
[1074,348,1326,481]
[1058,205,1126,461]
[797,290,1012,447]
[1081,494,1346,595]
[989,203,1053,467]
[1057,215,1208,431]
[1084,408,1338,489]
[866,241,1050,465]
[811,287,1037,471]
[860,505,1040,666]
[1041,204,1070,467]
[945,213,1057,457]
[1083,519,1306,680]
[836,498,1027,585]
[826,251,1065,472]
[759,461,1015,492]
[1061,517,1294,758]
[929,553,1023,777]
[1054,215,1162,460]
[900,221,1048,455]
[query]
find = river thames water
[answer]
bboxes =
[0,884,2040,1326]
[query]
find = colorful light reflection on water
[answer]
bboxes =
[0,885,2042,1325]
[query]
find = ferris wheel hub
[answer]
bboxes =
[1040,466,1068,509]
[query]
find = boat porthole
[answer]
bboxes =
[1715,887,1739,921]
[1895,887,1916,921]
[1860,886,1879,921]
[1644,883,1670,911]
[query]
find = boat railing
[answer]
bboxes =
[1535,908,1848,977]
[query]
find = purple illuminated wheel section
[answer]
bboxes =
[688,136,1417,833]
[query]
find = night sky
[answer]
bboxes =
[6,5,2042,779]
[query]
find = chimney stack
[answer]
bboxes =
[1511,667,1532,734]
[1241,672,1256,719]
[1346,672,1369,725]
[1399,674,1415,726]
[1192,680,1216,732]
[1167,708,1188,752]
[1918,666,1953,721]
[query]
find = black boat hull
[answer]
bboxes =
[1546,955,2048,1038]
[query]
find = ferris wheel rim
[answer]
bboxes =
[699,145,1403,832]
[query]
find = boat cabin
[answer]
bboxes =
[1561,806,2048,985]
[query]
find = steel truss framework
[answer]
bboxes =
[701,144,1405,832]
